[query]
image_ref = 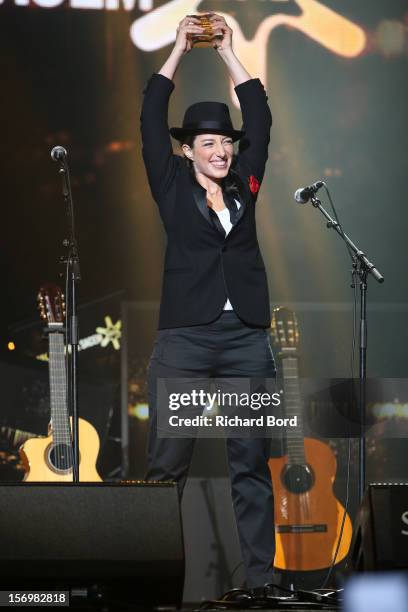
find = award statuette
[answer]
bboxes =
[187,14,223,48]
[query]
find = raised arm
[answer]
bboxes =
[234,77,272,184]
[140,74,178,203]
[209,13,273,185]
[140,16,204,203]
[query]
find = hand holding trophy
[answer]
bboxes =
[175,12,232,52]
[207,13,233,51]
[174,15,205,55]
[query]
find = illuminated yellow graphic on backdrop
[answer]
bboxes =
[130,0,366,103]
[96,316,122,350]
[1,1,366,99]
[36,315,122,360]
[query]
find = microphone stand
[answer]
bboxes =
[309,193,384,503]
[55,153,81,483]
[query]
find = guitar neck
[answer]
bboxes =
[48,326,71,446]
[281,356,306,465]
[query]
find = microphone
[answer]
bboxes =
[50,146,67,162]
[294,181,324,204]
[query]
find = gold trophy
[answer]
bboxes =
[187,14,223,48]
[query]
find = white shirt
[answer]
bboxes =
[214,199,241,311]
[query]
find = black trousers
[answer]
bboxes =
[146,311,277,588]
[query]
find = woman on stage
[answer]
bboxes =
[140,13,277,592]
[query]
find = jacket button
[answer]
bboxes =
[221,245,227,252]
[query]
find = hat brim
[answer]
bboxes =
[169,127,244,143]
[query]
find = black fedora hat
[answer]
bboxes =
[169,101,244,142]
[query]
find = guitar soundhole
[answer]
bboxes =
[47,444,73,473]
[281,464,314,494]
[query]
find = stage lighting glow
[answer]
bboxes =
[7,342,16,351]
[345,573,408,612]
[129,403,149,420]
[323,167,342,177]
[372,402,408,419]
[106,141,134,153]
[376,20,405,57]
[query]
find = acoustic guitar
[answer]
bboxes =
[268,306,352,571]
[20,284,101,482]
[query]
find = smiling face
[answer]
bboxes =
[181,133,234,180]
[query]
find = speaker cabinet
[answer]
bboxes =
[0,483,184,608]
[350,483,408,571]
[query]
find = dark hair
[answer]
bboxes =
[180,134,241,198]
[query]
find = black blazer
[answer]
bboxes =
[140,73,272,329]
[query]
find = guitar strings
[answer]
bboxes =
[49,332,61,471]
[58,331,72,471]
[50,333,60,471]
[49,331,72,474]
[282,355,313,569]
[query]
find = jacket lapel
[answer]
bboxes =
[188,168,249,236]
[227,171,248,228]
[189,174,213,227]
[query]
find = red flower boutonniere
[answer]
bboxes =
[248,175,260,194]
